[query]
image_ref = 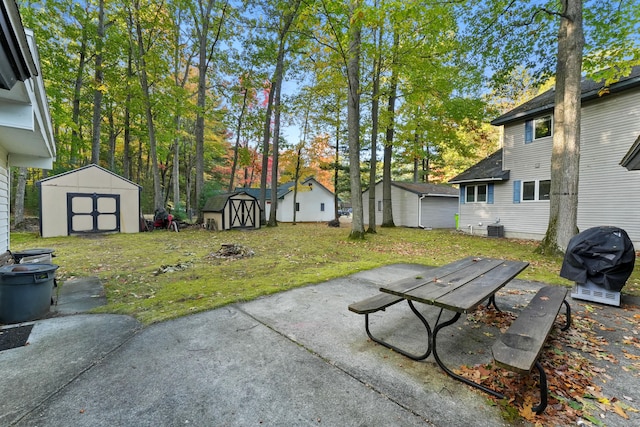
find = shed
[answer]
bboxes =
[37,164,141,237]
[202,191,260,230]
[362,181,459,228]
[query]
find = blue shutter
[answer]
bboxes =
[487,183,494,204]
[460,186,465,204]
[513,180,521,203]
[525,120,533,144]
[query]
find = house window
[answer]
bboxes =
[320,203,325,212]
[534,116,552,139]
[377,200,382,211]
[296,202,300,211]
[465,184,487,203]
[523,181,536,201]
[539,180,551,200]
[519,180,551,201]
[525,115,552,143]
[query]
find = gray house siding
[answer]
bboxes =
[457,87,640,244]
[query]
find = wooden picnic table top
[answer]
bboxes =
[380,256,529,313]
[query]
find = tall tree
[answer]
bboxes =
[539,0,584,254]
[345,0,364,238]
[90,0,105,165]
[129,0,162,209]
[191,0,230,222]
[366,5,383,234]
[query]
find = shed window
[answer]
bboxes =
[296,202,300,211]
[377,200,382,211]
[320,202,325,211]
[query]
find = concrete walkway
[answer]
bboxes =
[1,265,638,426]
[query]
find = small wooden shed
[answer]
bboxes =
[37,164,141,237]
[202,191,260,230]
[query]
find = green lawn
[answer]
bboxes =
[10,224,640,324]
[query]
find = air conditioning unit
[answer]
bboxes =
[487,224,504,238]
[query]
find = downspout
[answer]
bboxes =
[418,195,426,228]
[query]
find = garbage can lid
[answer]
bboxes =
[0,263,59,275]
[11,248,55,256]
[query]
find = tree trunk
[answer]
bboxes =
[192,0,227,223]
[13,167,27,227]
[347,0,364,239]
[267,2,301,227]
[267,49,286,227]
[91,0,105,165]
[123,51,132,180]
[229,88,248,192]
[107,104,116,170]
[71,25,88,166]
[382,30,399,228]
[333,114,340,220]
[539,0,584,254]
[259,82,275,225]
[367,20,382,234]
[133,4,163,209]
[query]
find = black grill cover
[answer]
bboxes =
[560,226,635,291]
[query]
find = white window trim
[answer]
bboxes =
[521,179,551,202]
[465,184,488,203]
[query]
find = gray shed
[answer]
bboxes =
[202,191,261,230]
[362,181,459,228]
[37,164,141,237]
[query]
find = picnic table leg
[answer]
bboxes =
[432,310,505,399]
[560,300,571,331]
[532,361,548,414]
[487,295,501,312]
[364,300,432,361]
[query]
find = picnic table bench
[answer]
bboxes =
[348,256,572,414]
[493,285,571,413]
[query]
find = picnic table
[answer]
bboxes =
[349,256,571,414]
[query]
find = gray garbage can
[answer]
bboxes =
[0,263,59,323]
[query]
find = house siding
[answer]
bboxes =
[458,88,640,244]
[277,180,335,222]
[578,91,640,240]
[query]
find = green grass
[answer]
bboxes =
[10,224,640,324]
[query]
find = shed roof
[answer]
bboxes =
[37,164,141,188]
[388,181,459,197]
[448,149,509,185]
[235,177,334,201]
[491,66,640,126]
[202,191,257,212]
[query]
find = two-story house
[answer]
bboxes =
[450,66,640,246]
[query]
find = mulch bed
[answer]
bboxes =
[0,324,34,352]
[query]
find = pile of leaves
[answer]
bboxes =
[457,298,639,426]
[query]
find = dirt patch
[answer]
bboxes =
[11,217,39,233]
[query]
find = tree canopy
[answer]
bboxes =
[15,0,640,241]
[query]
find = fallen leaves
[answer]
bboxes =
[456,302,640,426]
